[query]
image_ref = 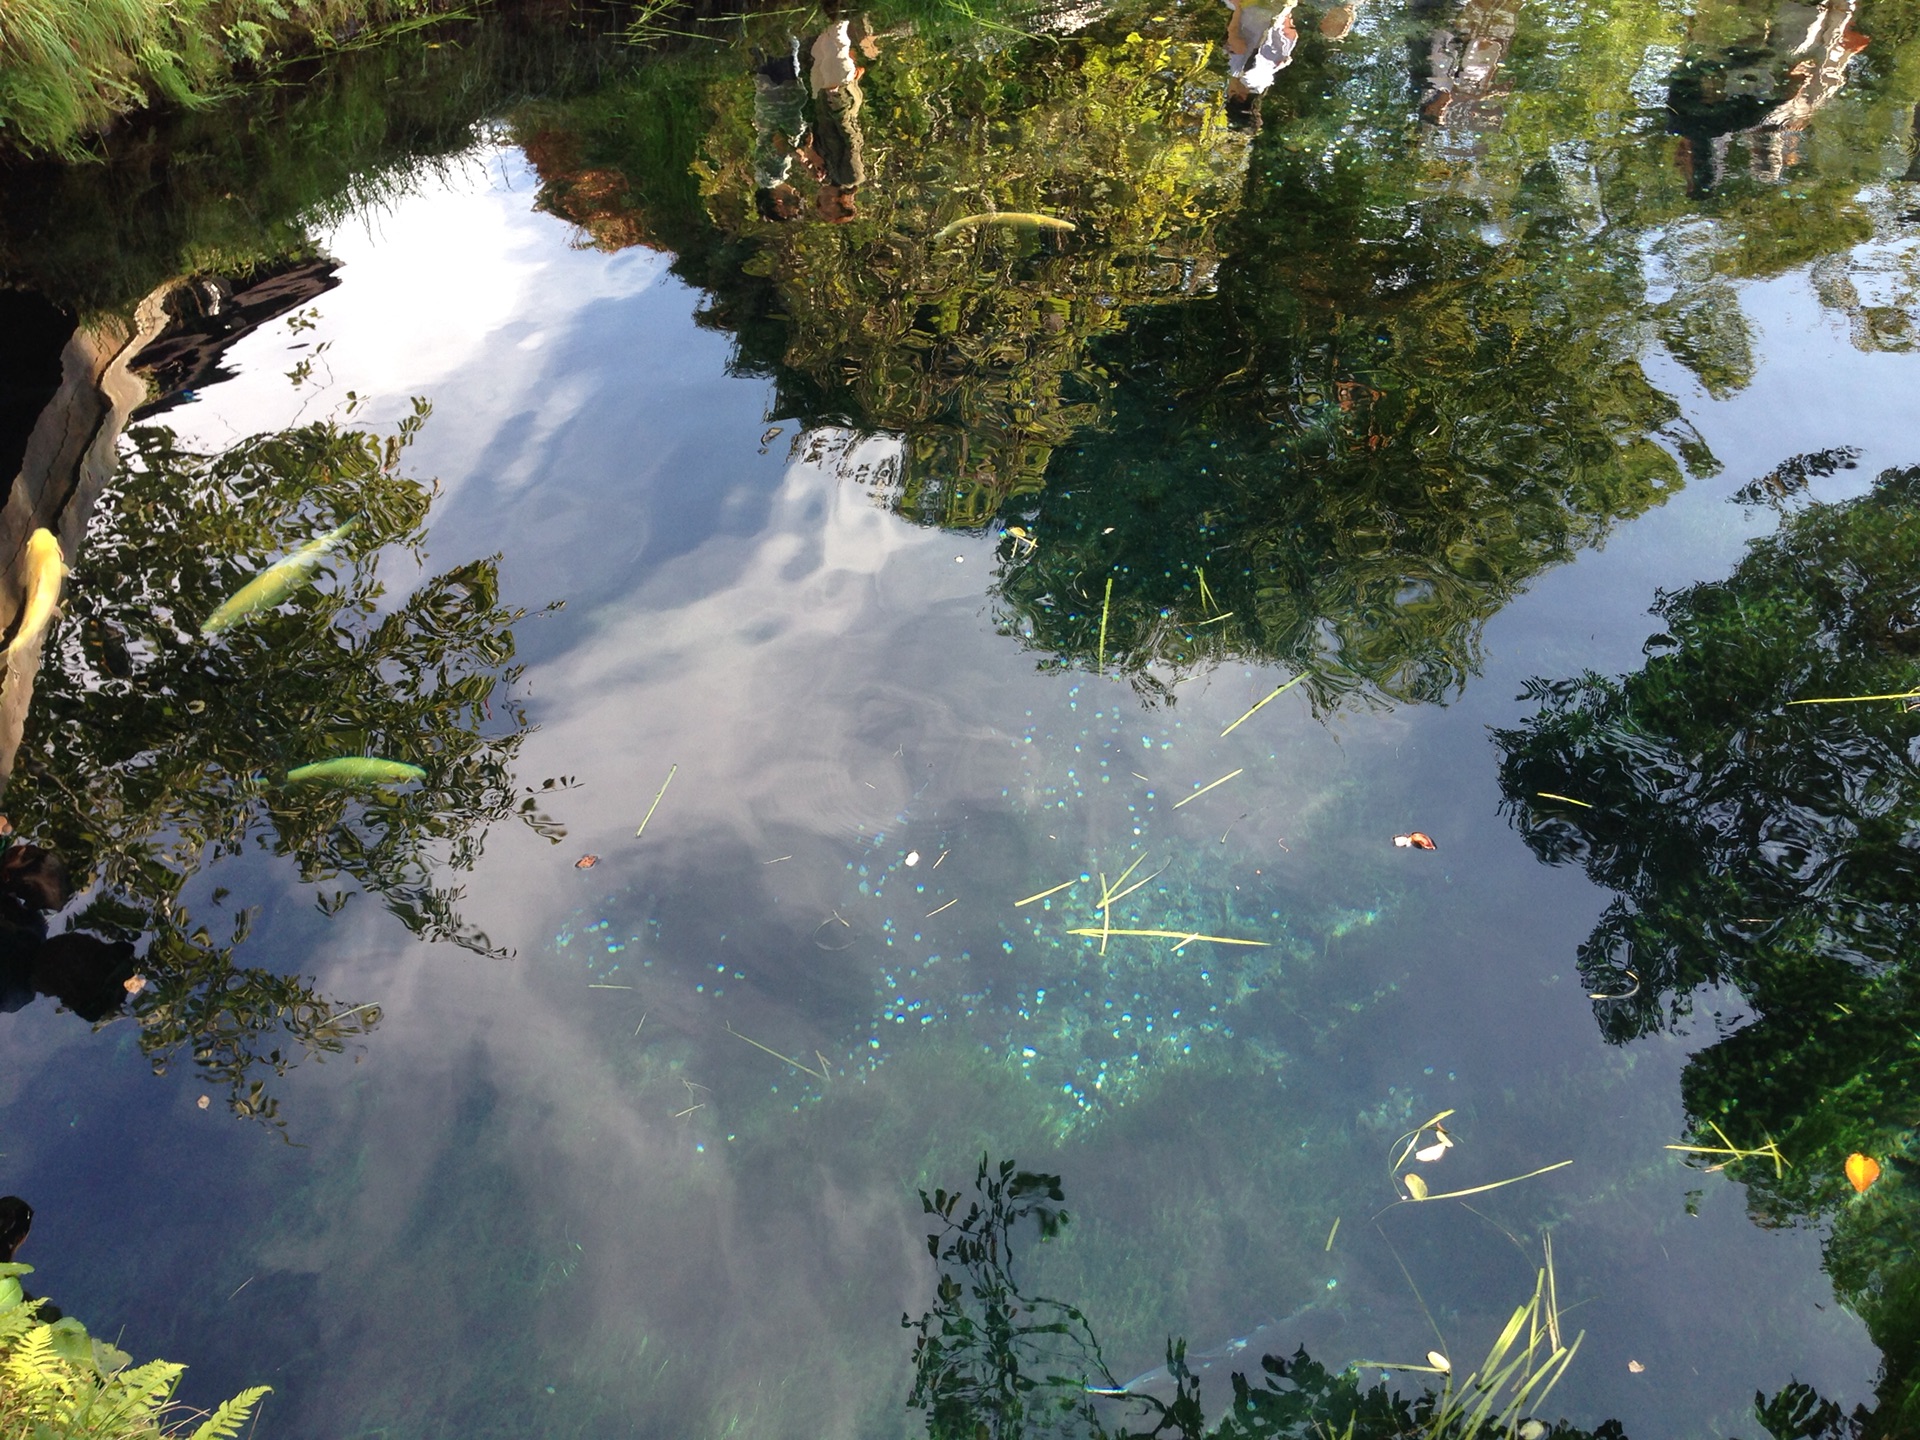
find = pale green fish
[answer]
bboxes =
[201,520,358,636]
[933,211,1077,243]
[284,757,426,787]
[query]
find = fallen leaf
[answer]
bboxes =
[1426,1351,1450,1373]
[1628,1360,1645,1374]
[1519,1423,1548,1440]
[197,1095,211,1110]
[1404,1173,1429,1201]
[1846,1153,1882,1193]
[0,816,11,836]
[123,975,147,996]
[1408,832,1436,850]
[575,855,599,869]
[1414,1141,1449,1164]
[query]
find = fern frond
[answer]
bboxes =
[181,1384,271,1440]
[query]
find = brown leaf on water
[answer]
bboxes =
[575,855,600,869]
[1393,832,1437,850]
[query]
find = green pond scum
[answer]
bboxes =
[2,0,1920,1434]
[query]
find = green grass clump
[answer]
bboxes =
[0,0,459,158]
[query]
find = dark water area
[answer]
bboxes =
[3,0,1920,1435]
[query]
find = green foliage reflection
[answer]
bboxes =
[1494,463,1920,1429]
[6,404,557,1122]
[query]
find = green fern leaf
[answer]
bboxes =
[183,1384,271,1440]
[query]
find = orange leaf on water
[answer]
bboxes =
[575,855,600,869]
[1846,1153,1881,1192]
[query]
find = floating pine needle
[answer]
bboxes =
[1588,970,1640,1001]
[588,983,633,990]
[1170,933,1203,953]
[1016,877,1080,907]
[763,855,792,864]
[1173,769,1244,809]
[575,854,600,869]
[1067,927,1268,947]
[1400,1160,1572,1203]
[725,1023,827,1080]
[1788,687,1920,705]
[933,211,1077,242]
[1846,1153,1882,1192]
[635,763,678,838]
[1664,1120,1788,1178]
[1197,612,1235,626]
[1325,1216,1341,1252]
[674,1104,704,1119]
[933,850,949,868]
[1130,772,1150,782]
[1390,1110,1457,1172]
[1221,674,1305,737]
[1100,860,1169,911]
[925,898,958,918]
[1535,792,1594,808]
[1097,575,1113,676]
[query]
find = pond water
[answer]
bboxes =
[3,0,1920,1435]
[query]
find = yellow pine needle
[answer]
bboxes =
[1170,933,1203,953]
[1196,566,1218,615]
[1325,1216,1341,1251]
[1665,1121,1788,1177]
[1067,927,1268,947]
[1197,612,1235,626]
[1016,878,1080,907]
[1788,688,1920,705]
[1535,791,1593,808]
[635,763,678,838]
[1100,861,1168,911]
[1096,575,1114,675]
[1221,674,1304,736]
[1399,1159,1572,1203]
[925,898,958,918]
[1097,852,1150,906]
[1173,768,1244,809]
[725,1023,827,1080]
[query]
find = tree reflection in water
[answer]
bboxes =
[2,404,560,1124]
[1496,463,1920,1433]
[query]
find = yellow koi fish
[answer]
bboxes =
[2,529,66,660]
[202,520,358,636]
[933,212,1078,242]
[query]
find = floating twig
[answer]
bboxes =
[636,763,679,838]
[1222,674,1304,737]
[1173,769,1244,809]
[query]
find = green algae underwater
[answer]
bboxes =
[3,0,1920,1434]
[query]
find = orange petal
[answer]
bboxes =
[1846,1153,1881,1193]
[575,855,600,869]
[1408,832,1436,850]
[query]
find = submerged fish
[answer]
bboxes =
[3,529,66,660]
[284,757,426,787]
[933,211,1077,243]
[202,520,358,636]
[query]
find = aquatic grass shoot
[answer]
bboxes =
[1065,927,1268,947]
[1358,1241,1583,1440]
[725,1022,827,1081]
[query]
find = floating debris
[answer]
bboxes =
[1016,877,1080,907]
[925,898,958,918]
[1846,1153,1881,1192]
[905,851,921,867]
[1535,791,1593,808]
[1393,832,1436,850]
[575,855,600,869]
[1065,927,1268,947]
[1588,969,1640,1000]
